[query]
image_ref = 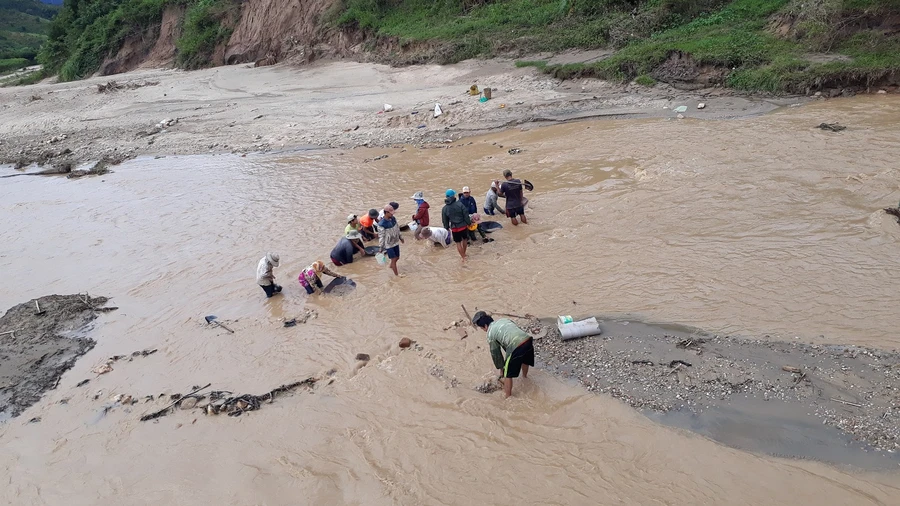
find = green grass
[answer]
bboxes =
[0,0,58,65]
[40,0,240,80]
[35,0,900,93]
[176,0,240,69]
[635,74,657,86]
[510,0,899,93]
[0,56,29,73]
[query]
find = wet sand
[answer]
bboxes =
[0,295,112,420]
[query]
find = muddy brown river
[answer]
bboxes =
[2,96,900,504]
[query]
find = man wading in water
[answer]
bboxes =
[442,189,472,261]
[473,311,535,398]
[377,204,404,277]
[497,169,528,226]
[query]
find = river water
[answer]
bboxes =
[2,96,899,504]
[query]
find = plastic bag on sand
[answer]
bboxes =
[434,103,443,118]
[376,253,389,265]
[384,104,393,112]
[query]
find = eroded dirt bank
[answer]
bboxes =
[0,58,800,169]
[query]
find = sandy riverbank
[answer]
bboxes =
[0,57,802,168]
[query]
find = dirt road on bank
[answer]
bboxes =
[0,58,800,167]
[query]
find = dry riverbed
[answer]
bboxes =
[0,57,802,170]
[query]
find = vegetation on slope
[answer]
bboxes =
[332,0,900,93]
[0,0,59,67]
[39,0,239,81]
[32,0,900,92]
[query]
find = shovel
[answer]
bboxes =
[204,315,234,333]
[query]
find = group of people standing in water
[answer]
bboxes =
[255,168,530,294]
[253,169,534,396]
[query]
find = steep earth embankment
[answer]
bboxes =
[38,0,900,96]
[98,0,349,78]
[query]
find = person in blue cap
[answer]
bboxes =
[441,189,472,261]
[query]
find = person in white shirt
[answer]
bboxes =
[256,252,282,298]
[414,226,451,247]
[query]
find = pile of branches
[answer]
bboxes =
[140,378,316,421]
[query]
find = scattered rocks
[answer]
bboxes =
[508,148,522,155]
[91,364,113,375]
[530,317,900,454]
[817,122,846,132]
[179,397,198,410]
[474,380,501,394]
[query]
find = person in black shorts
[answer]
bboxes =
[441,189,472,261]
[497,169,528,226]
[473,311,535,398]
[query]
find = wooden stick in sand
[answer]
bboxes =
[461,304,473,326]
[490,312,532,319]
[830,397,863,408]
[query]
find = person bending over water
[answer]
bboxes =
[473,311,535,398]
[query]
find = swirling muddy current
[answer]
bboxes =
[1,96,900,505]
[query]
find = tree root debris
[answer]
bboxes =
[140,378,317,421]
[97,80,159,93]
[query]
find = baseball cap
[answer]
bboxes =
[462,186,470,193]
[445,189,456,198]
[347,214,357,223]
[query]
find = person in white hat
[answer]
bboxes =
[411,191,430,228]
[256,252,282,298]
[459,186,478,215]
[484,181,505,216]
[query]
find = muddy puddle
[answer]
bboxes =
[1,96,900,504]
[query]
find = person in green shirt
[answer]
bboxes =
[345,214,362,236]
[472,311,535,398]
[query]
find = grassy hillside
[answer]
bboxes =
[35,0,900,93]
[332,0,900,93]
[39,0,240,81]
[0,0,59,65]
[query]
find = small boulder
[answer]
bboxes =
[179,397,198,410]
[355,353,370,362]
[697,103,706,110]
[877,89,887,94]
[399,338,412,349]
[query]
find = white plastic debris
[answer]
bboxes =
[434,103,443,118]
[697,103,706,109]
[383,104,393,112]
